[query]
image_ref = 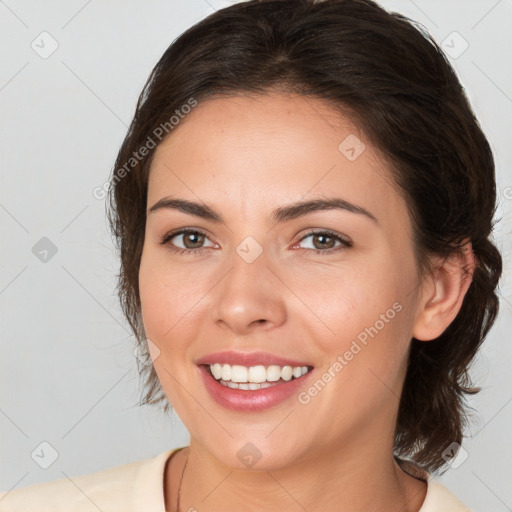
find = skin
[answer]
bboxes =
[138,93,475,512]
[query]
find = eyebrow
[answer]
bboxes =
[148,196,378,225]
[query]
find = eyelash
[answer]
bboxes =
[160,228,352,256]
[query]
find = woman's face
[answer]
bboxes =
[139,93,426,469]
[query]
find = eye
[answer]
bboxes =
[296,230,352,254]
[160,228,216,255]
[160,228,351,256]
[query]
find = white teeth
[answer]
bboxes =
[221,364,231,381]
[211,363,223,380]
[208,363,311,385]
[231,365,248,382]
[293,366,303,378]
[267,365,282,382]
[218,379,274,390]
[281,366,293,381]
[249,365,267,383]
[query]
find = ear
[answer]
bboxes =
[413,241,476,342]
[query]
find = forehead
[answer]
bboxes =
[147,93,408,229]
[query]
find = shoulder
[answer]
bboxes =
[419,477,471,512]
[396,457,471,512]
[0,448,179,512]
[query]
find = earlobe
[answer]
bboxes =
[413,242,476,342]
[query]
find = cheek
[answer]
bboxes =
[301,252,417,370]
[138,244,217,333]
[294,260,402,329]
[138,251,205,399]
[298,274,415,433]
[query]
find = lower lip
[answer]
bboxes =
[198,365,314,412]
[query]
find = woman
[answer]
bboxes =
[0,0,502,510]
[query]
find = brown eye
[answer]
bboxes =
[161,229,216,252]
[297,230,352,254]
[312,233,336,250]
[181,231,205,248]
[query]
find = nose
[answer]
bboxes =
[211,245,287,335]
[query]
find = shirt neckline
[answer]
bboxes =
[151,448,459,512]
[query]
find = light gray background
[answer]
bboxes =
[1,0,511,510]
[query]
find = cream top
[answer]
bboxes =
[0,447,471,511]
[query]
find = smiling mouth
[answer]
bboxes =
[203,363,314,391]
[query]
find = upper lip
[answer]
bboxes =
[196,351,313,368]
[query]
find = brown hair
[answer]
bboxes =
[107,0,502,473]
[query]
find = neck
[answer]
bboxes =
[174,436,427,512]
